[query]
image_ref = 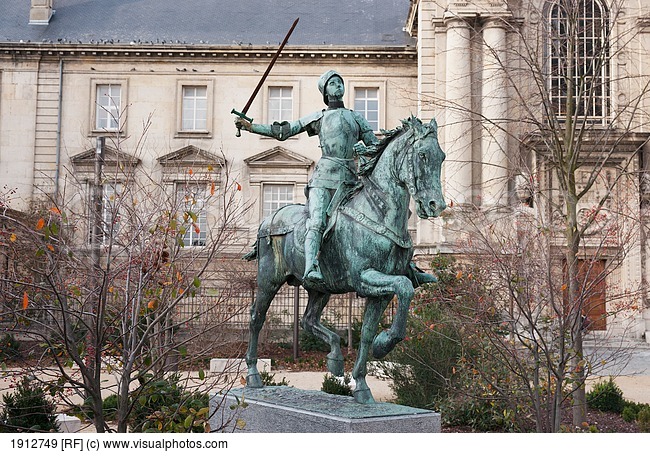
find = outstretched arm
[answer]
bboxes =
[235,110,323,141]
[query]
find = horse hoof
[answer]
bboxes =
[246,373,263,388]
[353,387,376,404]
[327,355,345,377]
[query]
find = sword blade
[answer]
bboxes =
[240,17,300,116]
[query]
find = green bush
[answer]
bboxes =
[638,406,650,432]
[0,334,21,362]
[586,378,626,414]
[0,376,59,432]
[129,374,209,433]
[321,373,353,396]
[102,394,119,421]
[382,255,529,432]
[260,371,289,386]
[622,400,642,422]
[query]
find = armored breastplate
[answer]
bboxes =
[319,109,360,158]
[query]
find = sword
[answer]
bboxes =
[232,17,300,137]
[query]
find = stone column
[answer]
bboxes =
[444,16,474,205]
[481,18,509,207]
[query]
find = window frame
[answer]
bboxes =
[353,87,381,132]
[347,80,386,132]
[262,81,300,126]
[176,80,214,138]
[176,182,209,247]
[91,80,127,135]
[547,0,610,124]
[261,183,295,219]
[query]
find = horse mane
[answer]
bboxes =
[358,116,425,177]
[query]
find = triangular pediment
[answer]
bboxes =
[244,147,312,169]
[158,145,225,167]
[71,146,140,169]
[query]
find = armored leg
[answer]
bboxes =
[303,188,329,285]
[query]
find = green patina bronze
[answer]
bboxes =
[236,70,446,404]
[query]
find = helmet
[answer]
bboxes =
[318,70,343,105]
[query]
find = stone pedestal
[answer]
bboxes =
[209,386,440,433]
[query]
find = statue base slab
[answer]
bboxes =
[209,386,441,433]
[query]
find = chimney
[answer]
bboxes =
[29,0,54,25]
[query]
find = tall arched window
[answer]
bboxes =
[548,0,609,122]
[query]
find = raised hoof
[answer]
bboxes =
[372,331,402,359]
[327,354,345,377]
[246,372,263,388]
[353,387,376,404]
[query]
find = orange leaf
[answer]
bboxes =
[456,270,463,280]
[36,218,45,230]
[46,244,55,252]
[210,182,216,196]
[50,207,61,215]
[22,292,29,310]
[9,233,17,242]
[147,299,157,310]
[235,182,242,191]
[193,224,200,234]
[561,283,568,291]
[188,168,194,176]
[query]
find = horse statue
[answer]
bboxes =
[243,116,446,404]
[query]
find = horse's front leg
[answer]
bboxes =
[351,296,390,404]
[359,269,414,360]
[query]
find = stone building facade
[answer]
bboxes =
[1,0,650,340]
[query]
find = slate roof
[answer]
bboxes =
[1,0,415,48]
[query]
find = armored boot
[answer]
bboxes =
[304,228,325,285]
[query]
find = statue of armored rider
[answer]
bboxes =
[235,70,379,285]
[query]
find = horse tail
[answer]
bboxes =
[242,240,258,261]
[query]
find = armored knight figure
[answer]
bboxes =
[235,70,379,285]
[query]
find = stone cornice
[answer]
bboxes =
[0,43,417,62]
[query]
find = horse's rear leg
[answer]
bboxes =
[302,291,344,376]
[245,281,283,388]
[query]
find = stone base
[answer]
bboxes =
[209,386,440,433]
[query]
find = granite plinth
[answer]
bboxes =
[209,386,440,433]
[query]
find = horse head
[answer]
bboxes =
[398,117,447,218]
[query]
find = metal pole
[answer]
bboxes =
[348,292,353,354]
[91,136,105,271]
[293,285,300,360]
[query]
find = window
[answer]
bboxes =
[268,87,293,123]
[88,182,122,245]
[262,184,294,218]
[354,88,380,131]
[548,0,609,121]
[177,184,207,247]
[95,84,121,130]
[182,86,208,131]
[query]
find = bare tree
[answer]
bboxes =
[419,0,649,428]
[0,118,253,432]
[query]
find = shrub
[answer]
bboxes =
[0,334,21,362]
[130,374,208,433]
[638,406,650,432]
[321,373,353,396]
[260,371,289,386]
[102,394,119,421]
[622,400,642,422]
[0,376,59,432]
[586,377,626,414]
